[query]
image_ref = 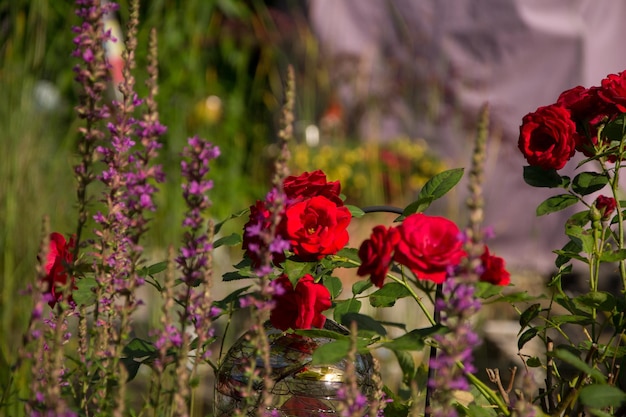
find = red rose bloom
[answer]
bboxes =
[557,86,616,156]
[599,71,626,113]
[270,274,332,330]
[479,246,510,286]
[44,232,75,307]
[594,195,617,219]
[283,195,351,260]
[394,213,466,284]
[518,104,577,170]
[283,170,342,205]
[357,225,401,288]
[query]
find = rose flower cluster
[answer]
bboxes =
[242,170,511,332]
[518,70,626,170]
[356,213,510,287]
[242,170,350,330]
[517,70,625,218]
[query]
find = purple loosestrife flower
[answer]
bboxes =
[177,136,219,285]
[72,0,117,254]
[428,280,482,417]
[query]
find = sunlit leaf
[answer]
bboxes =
[73,276,97,306]
[403,168,464,215]
[369,282,411,307]
[333,298,362,323]
[213,208,249,235]
[213,232,242,248]
[323,276,342,299]
[382,326,443,351]
[572,172,609,195]
[352,279,373,295]
[283,259,315,285]
[310,339,369,365]
[346,205,365,218]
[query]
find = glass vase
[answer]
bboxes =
[215,319,377,416]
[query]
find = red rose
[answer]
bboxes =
[394,213,466,284]
[479,246,510,286]
[599,71,626,113]
[283,195,351,260]
[594,195,617,219]
[270,274,331,330]
[283,170,342,205]
[557,86,616,156]
[357,225,401,288]
[518,104,577,170]
[44,232,75,307]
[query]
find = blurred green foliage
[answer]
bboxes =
[0,1,320,405]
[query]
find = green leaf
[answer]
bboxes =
[491,291,544,304]
[600,249,626,262]
[382,385,411,417]
[213,208,249,235]
[572,172,609,195]
[146,261,168,276]
[333,298,362,322]
[222,266,255,281]
[323,276,343,299]
[555,239,583,268]
[73,277,97,306]
[392,349,416,384]
[352,279,373,295]
[549,314,595,326]
[340,313,387,336]
[474,281,505,299]
[120,357,142,382]
[553,348,606,383]
[213,232,242,248]
[519,303,541,331]
[123,338,157,359]
[213,286,252,310]
[566,210,591,227]
[403,168,464,215]
[465,404,495,417]
[574,292,616,312]
[310,338,370,366]
[536,194,579,216]
[587,409,618,417]
[526,357,542,367]
[294,328,347,340]
[579,385,626,408]
[336,247,359,262]
[346,205,365,218]
[369,282,411,307]
[382,326,443,351]
[518,327,538,350]
[565,224,595,255]
[310,340,350,365]
[523,165,567,188]
[603,116,626,141]
[283,259,315,285]
[420,168,465,199]
[401,196,434,216]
